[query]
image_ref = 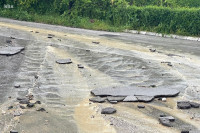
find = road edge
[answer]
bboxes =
[124,29,200,42]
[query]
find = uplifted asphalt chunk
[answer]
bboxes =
[89,96,107,103]
[0,47,24,55]
[91,85,182,98]
[107,96,125,102]
[101,107,116,114]
[56,59,72,64]
[123,95,138,102]
[136,96,154,102]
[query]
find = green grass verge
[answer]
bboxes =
[0,8,199,37]
[0,9,129,32]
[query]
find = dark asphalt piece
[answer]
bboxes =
[181,131,189,133]
[92,41,100,44]
[27,103,35,108]
[19,99,30,104]
[137,105,145,108]
[101,107,116,114]
[177,101,191,109]
[77,64,84,68]
[20,105,26,109]
[14,84,20,88]
[56,59,72,64]
[149,49,156,52]
[10,130,18,133]
[17,97,28,101]
[190,102,200,108]
[0,47,24,55]
[36,108,46,112]
[159,117,172,127]
[6,40,12,43]
[35,101,41,104]
[8,106,13,110]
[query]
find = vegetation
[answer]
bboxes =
[0,0,199,36]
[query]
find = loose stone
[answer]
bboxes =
[101,107,116,114]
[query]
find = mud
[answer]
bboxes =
[0,17,200,133]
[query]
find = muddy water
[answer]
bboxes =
[0,18,200,133]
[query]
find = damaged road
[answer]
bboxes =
[0,17,200,133]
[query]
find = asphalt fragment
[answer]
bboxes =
[101,107,116,114]
[77,64,84,69]
[56,59,72,64]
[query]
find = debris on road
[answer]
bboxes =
[36,108,46,112]
[27,103,35,108]
[20,105,26,109]
[77,64,84,68]
[89,96,106,103]
[181,131,189,133]
[159,117,172,127]
[177,101,199,109]
[101,107,116,114]
[137,105,145,108]
[48,34,55,38]
[14,84,20,88]
[6,40,12,43]
[8,106,13,110]
[35,101,41,104]
[19,99,30,104]
[10,130,18,133]
[0,47,24,55]
[56,59,72,64]
[159,115,175,127]
[92,41,100,44]
[190,102,200,108]
[149,49,156,52]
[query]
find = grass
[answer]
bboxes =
[0,9,129,32]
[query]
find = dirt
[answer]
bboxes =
[0,17,200,133]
